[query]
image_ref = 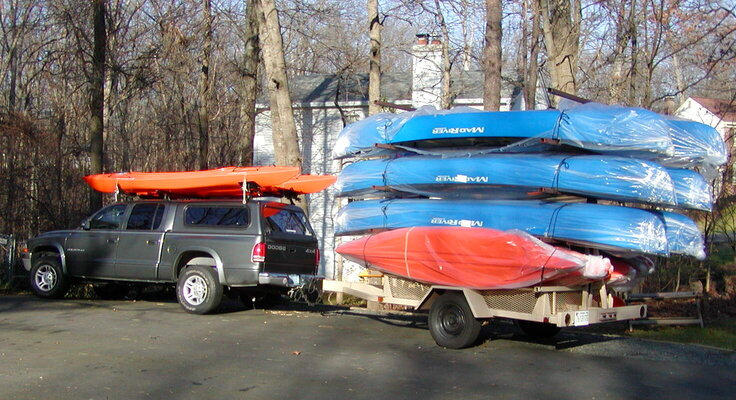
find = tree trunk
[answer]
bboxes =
[368,0,382,116]
[609,0,632,104]
[627,0,638,106]
[484,0,502,111]
[518,0,528,88]
[89,0,106,212]
[197,0,213,170]
[258,0,301,169]
[434,0,452,109]
[238,0,260,166]
[538,0,580,104]
[526,0,541,110]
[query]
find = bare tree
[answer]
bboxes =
[483,0,502,111]
[238,0,260,166]
[89,0,106,212]
[368,0,382,115]
[538,0,581,100]
[196,0,213,170]
[258,0,301,168]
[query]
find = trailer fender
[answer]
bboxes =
[417,287,491,319]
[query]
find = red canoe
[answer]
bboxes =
[83,166,305,197]
[336,227,612,290]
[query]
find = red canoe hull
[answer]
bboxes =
[336,227,611,290]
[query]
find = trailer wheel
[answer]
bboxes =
[428,291,481,349]
[516,320,561,339]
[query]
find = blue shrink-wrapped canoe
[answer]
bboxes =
[657,211,705,260]
[335,199,672,256]
[335,199,705,259]
[666,168,712,211]
[335,153,677,206]
[333,103,726,168]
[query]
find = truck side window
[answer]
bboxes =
[89,204,128,230]
[127,204,164,230]
[185,206,249,227]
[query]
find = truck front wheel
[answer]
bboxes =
[428,291,481,349]
[176,266,223,314]
[29,256,69,299]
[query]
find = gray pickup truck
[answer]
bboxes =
[22,199,322,314]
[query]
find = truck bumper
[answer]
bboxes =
[258,272,323,288]
[21,250,31,272]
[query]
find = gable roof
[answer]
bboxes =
[692,97,736,122]
[259,71,516,106]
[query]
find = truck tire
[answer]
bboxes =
[428,291,481,349]
[176,266,223,314]
[29,256,69,299]
[516,320,561,339]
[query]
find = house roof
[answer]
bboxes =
[692,97,736,122]
[259,71,515,106]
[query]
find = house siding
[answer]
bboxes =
[254,105,366,279]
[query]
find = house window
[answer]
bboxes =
[344,112,362,125]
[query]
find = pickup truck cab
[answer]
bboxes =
[23,199,321,314]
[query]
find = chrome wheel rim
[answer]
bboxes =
[34,265,56,292]
[183,275,208,305]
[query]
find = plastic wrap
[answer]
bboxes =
[332,106,559,159]
[335,226,612,290]
[662,118,728,167]
[606,256,655,292]
[332,103,726,169]
[335,153,677,205]
[657,211,706,260]
[335,199,669,255]
[556,103,674,157]
[666,168,713,211]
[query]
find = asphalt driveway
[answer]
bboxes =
[1,294,734,400]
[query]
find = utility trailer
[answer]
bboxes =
[324,275,647,349]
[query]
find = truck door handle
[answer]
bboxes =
[107,238,118,244]
[146,240,159,245]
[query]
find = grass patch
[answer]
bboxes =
[626,318,736,351]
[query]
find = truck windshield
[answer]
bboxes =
[264,207,314,236]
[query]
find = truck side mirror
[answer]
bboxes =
[80,219,91,230]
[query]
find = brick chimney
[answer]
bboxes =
[412,34,444,109]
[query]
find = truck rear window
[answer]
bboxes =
[264,207,314,236]
[185,206,249,227]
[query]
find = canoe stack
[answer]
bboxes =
[332,103,726,291]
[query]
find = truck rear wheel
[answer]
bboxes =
[176,266,223,314]
[29,256,69,299]
[428,291,481,349]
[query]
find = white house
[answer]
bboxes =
[253,37,524,280]
[676,97,736,144]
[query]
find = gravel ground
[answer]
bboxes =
[333,307,736,366]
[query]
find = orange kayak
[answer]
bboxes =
[83,166,300,196]
[178,174,337,198]
[336,227,611,290]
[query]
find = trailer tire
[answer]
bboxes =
[429,291,481,349]
[516,320,561,339]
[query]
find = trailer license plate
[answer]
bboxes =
[289,274,300,286]
[574,311,589,326]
